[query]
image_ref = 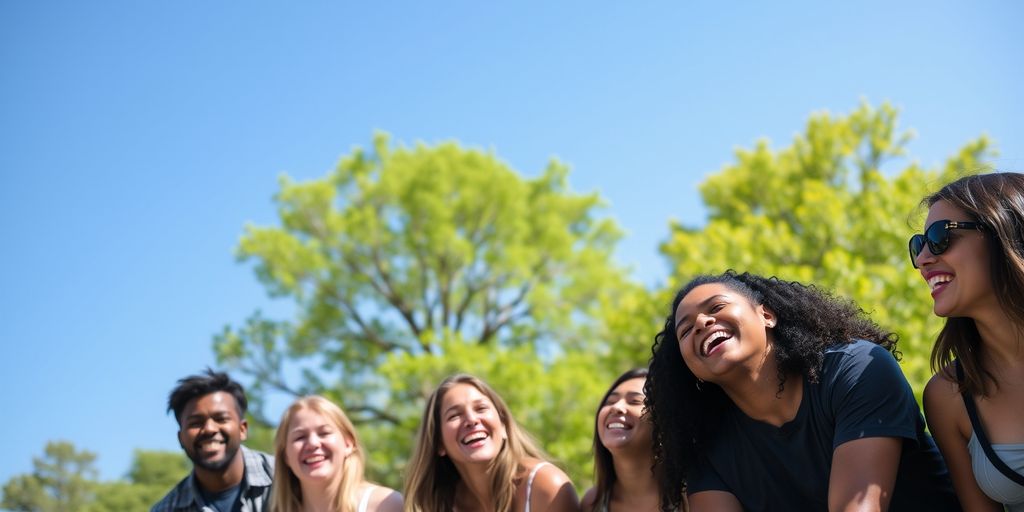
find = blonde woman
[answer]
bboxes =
[404,374,579,512]
[271,396,402,512]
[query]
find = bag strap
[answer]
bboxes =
[956,360,1024,486]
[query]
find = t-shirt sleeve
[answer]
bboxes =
[686,451,731,495]
[828,341,920,449]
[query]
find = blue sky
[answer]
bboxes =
[1,1,1021,485]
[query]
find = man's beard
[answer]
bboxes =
[187,438,241,472]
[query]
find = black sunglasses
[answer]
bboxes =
[908,219,985,268]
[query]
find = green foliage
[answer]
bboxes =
[216,133,649,488]
[2,444,189,512]
[1,441,96,512]
[659,101,995,398]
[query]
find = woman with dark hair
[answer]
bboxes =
[403,374,579,512]
[645,271,959,512]
[915,172,1024,511]
[581,368,672,512]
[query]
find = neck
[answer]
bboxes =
[193,452,245,493]
[609,451,657,500]
[718,351,802,427]
[299,482,334,512]
[973,308,1024,370]
[453,461,496,512]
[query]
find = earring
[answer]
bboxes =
[695,378,704,391]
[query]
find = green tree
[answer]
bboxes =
[216,133,648,487]
[90,450,190,512]
[659,101,995,396]
[1,441,96,512]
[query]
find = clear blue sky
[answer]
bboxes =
[1,1,1021,485]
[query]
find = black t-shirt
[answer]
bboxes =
[687,340,960,511]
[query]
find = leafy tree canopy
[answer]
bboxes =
[659,100,994,395]
[215,133,654,486]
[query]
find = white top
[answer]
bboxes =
[357,485,375,512]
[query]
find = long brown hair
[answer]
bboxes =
[271,396,367,512]
[924,172,1024,396]
[403,374,548,512]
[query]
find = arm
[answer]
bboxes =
[828,437,901,512]
[687,491,743,512]
[923,373,1002,512]
[528,464,581,512]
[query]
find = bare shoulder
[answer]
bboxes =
[579,487,597,509]
[524,460,579,511]
[368,485,403,512]
[923,368,973,448]
[924,370,965,422]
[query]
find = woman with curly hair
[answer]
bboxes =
[403,374,579,512]
[645,271,959,512]
[916,173,1024,510]
[271,395,402,512]
[581,368,674,512]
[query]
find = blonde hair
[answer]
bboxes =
[404,374,548,512]
[271,396,367,512]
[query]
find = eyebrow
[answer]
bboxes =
[675,294,728,330]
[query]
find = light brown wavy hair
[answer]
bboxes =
[403,374,547,512]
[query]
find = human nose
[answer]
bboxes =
[462,410,481,427]
[694,313,715,333]
[914,243,937,269]
[608,398,626,414]
[198,418,218,434]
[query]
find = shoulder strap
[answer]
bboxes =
[357,486,374,512]
[956,360,1024,486]
[524,462,550,512]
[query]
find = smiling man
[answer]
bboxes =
[152,369,274,512]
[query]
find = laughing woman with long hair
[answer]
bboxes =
[403,374,579,512]
[271,396,402,512]
[581,368,675,512]
[645,271,958,512]
[916,173,1024,511]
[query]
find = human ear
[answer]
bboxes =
[759,305,776,328]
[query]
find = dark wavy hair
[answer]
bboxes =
[923,172,1024,396]
[644,271,898,511]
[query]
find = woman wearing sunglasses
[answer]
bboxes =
[915,172,1024,511]
[645,270,959,512]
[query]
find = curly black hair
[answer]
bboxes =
[644,271,898,511]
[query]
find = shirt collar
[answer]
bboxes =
[174,445,271,508]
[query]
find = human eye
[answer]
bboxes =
[710,302,726,313]
[677,324,692,340]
